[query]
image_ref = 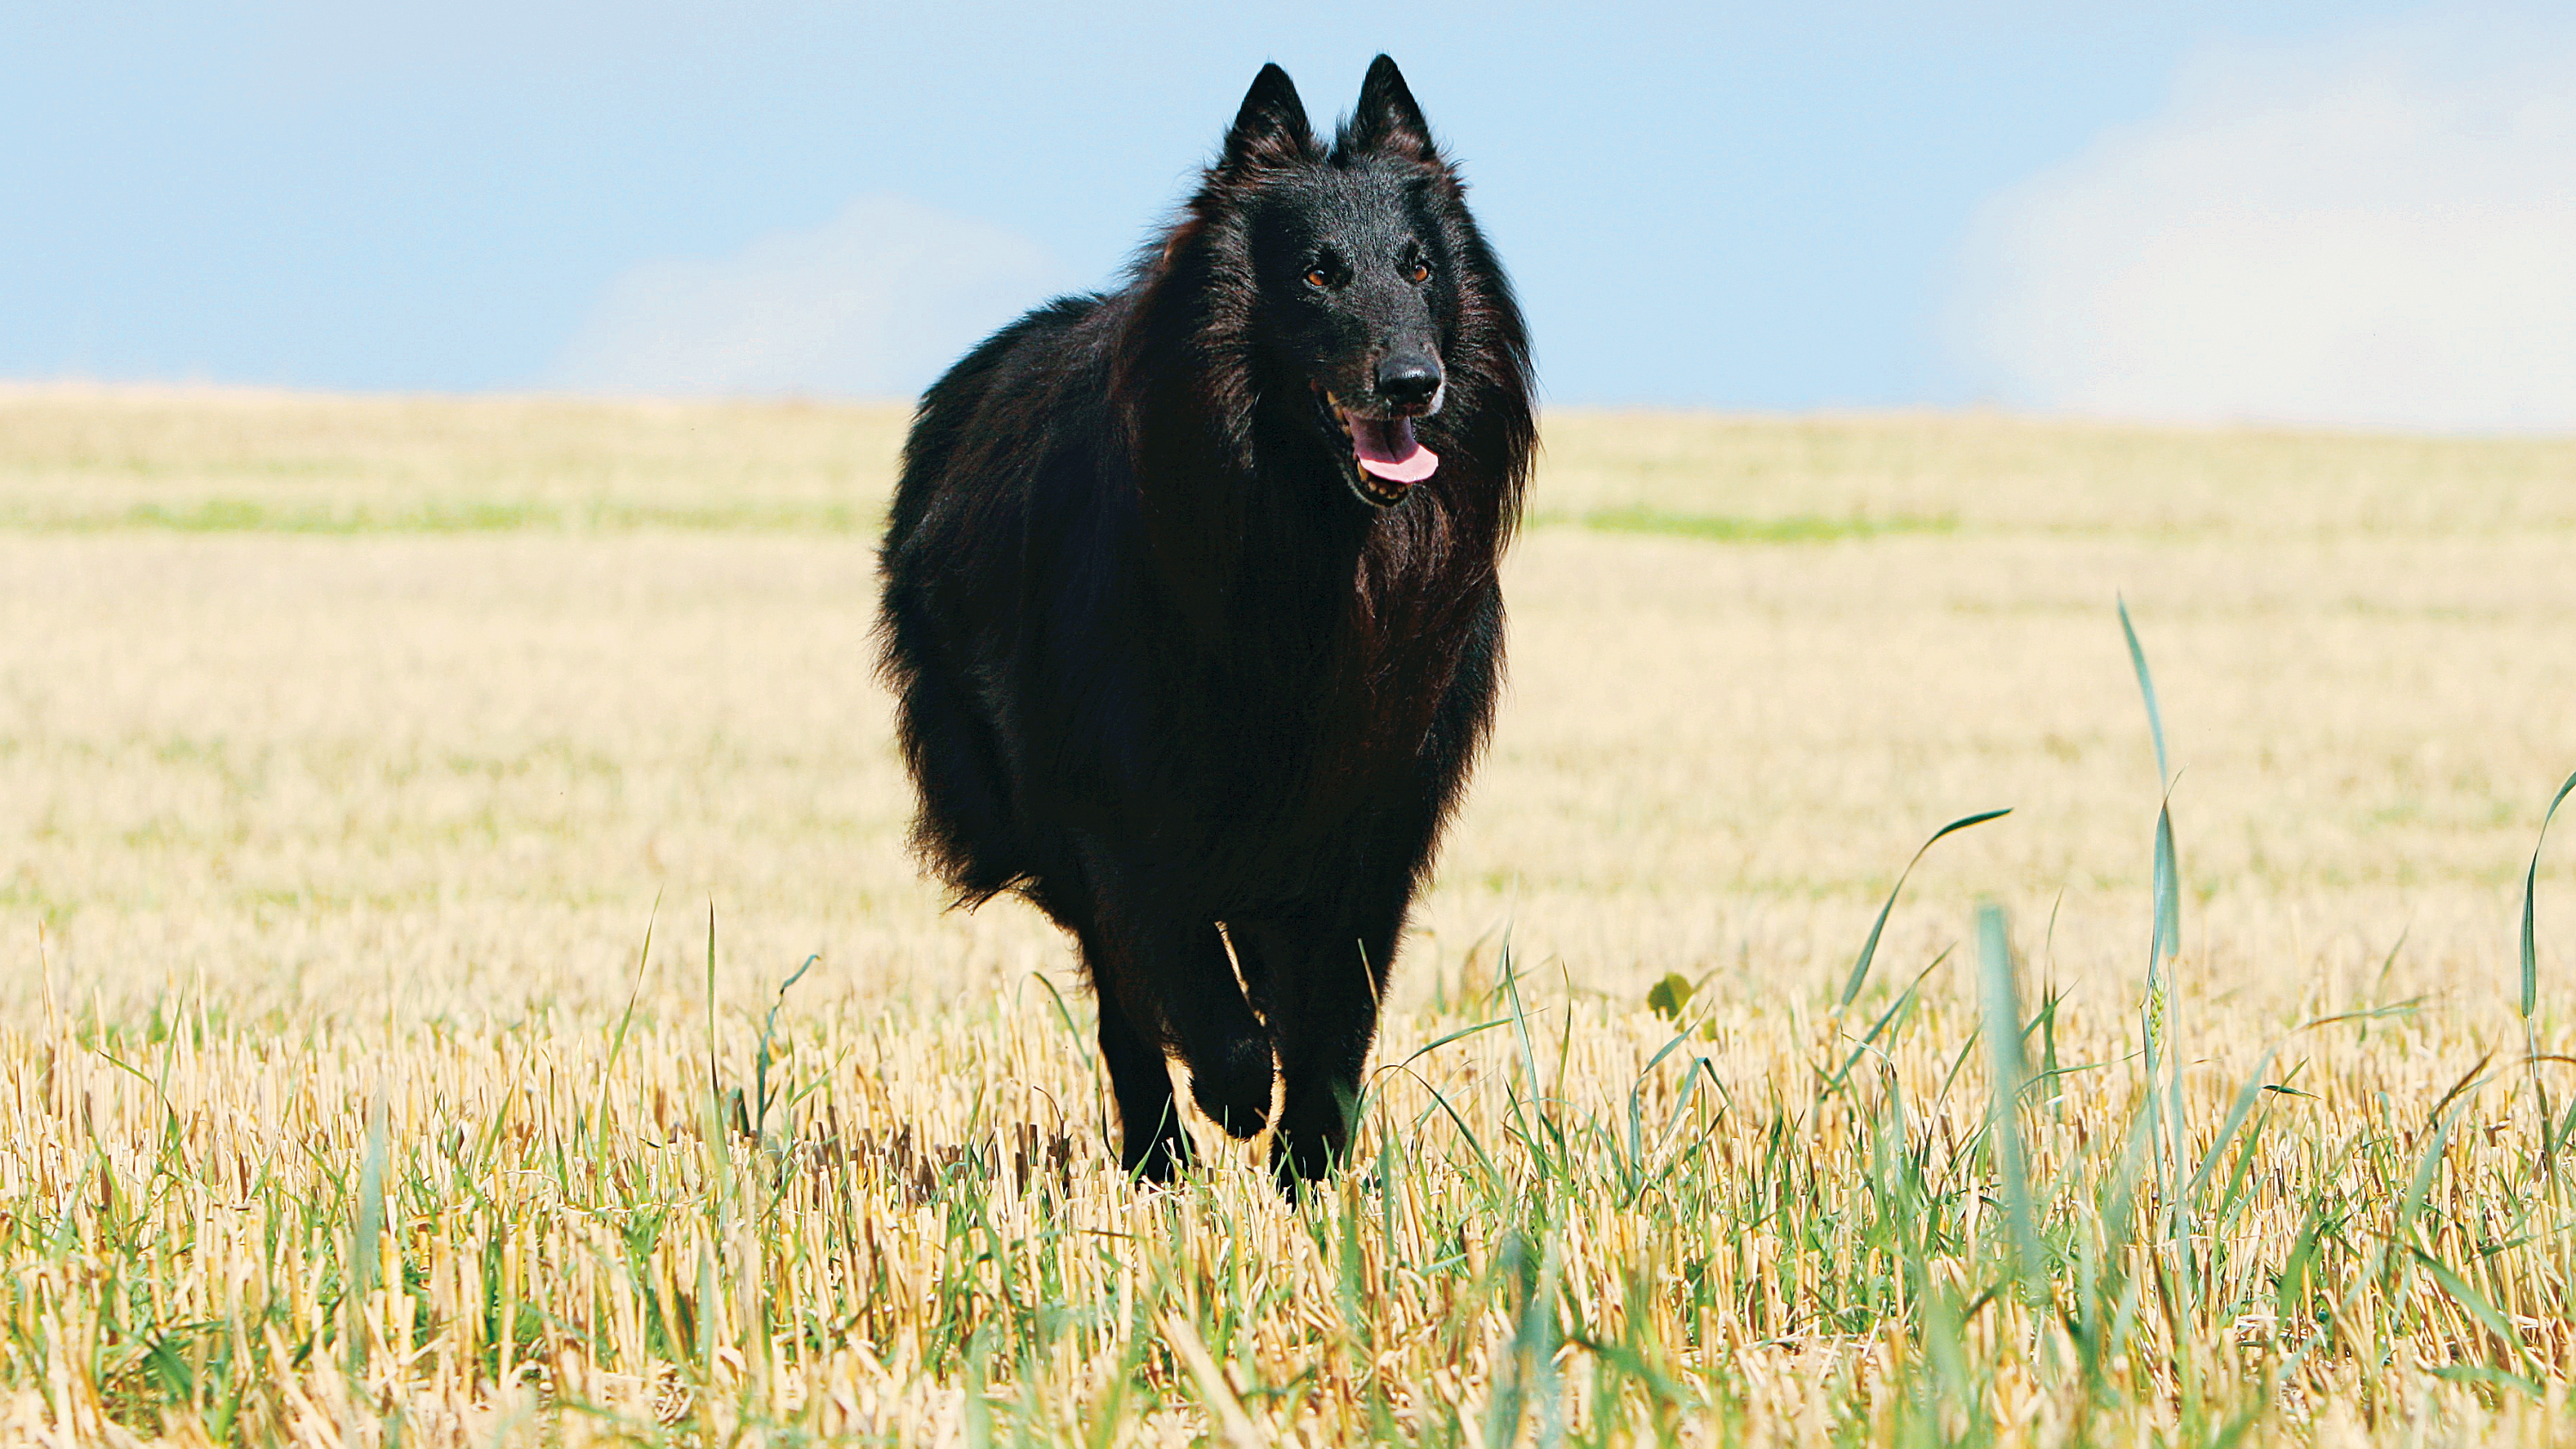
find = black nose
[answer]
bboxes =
[1376,354,1443,410]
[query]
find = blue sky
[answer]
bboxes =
[7,3,2570,424]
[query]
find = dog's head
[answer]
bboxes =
[1121,55,1530,542]
[1211,59,1452,508]
[1139,59,1504,510]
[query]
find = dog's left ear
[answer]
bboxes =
[1348,55,1437,163]
[1223,64,1318,173]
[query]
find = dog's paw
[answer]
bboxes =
[1190,1037,1276,1138]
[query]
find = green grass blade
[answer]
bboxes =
[754,953,819,1135]
[1826,950,1950,1097]
[1028,968,1084,1041]
[705,902,721,1120]
[349,1087,388,1373]
[2184,1047,2279,1211]
[1498,941,1571,1182]
[1358,1018,1513,1127]
[1404,1073,1505,1194]
[2518,769,2576,1020]
[2412,1249,2534,1374]
[1976,902,2046,1303]
[2123,601,2187,1228]
[1838,808,2012,1007]
[2151,798,2181,970]
[595,893,659,1147]
[2425,1362,2544,1397]
[2394,1101,2464,1254]
[2117,595,2169,788]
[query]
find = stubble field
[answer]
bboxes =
[3,387,2575,1445]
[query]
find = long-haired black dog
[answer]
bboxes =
[878,56,1533,1188]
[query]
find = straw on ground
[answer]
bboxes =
[3,389,2576,1445]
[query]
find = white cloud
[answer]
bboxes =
[1952,12,2576,431]
[551,196,1068,399]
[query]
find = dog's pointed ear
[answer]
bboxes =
[1221,64,1316,173]
[1348,55,1437,162]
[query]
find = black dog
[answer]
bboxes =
[877,56,1533,1187]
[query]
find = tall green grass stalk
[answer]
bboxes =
[1838,809,2013,1008]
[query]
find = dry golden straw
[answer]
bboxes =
[3,387,2575,1445]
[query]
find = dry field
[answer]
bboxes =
[3,387,2575,1445]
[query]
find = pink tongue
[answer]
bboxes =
[1350,417,1440,484]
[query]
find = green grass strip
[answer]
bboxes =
[1571,508,1955,544]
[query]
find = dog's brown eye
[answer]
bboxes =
[1407,262,1431,284]
[1304,267,1330,288]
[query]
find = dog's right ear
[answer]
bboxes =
[1220,64,1315,173]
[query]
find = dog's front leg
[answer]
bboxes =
[1082,866,1277,1148]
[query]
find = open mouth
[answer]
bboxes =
[1321,391,1439,507]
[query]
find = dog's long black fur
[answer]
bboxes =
[877,56,1534,1188]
